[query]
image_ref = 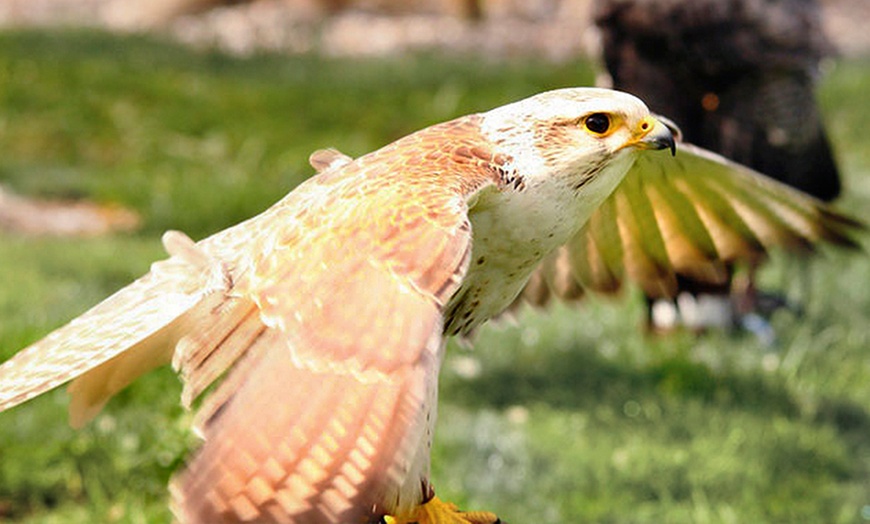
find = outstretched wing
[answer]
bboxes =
[0,114,499,523]
[171,116,500,523]
[0,216,296,428]
[0,234,226,427]
[520,141,862,305]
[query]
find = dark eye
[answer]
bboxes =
[584,113,610,134]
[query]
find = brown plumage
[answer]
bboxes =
[593,0,842,327]
[595,0,840,200]
[0,88,860,523]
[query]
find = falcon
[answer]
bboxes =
[0,88,860,524]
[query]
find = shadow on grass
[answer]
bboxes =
[445,336,870,439]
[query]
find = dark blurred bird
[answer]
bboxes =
[594,0,842,332]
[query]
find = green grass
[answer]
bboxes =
[0,29,868,523]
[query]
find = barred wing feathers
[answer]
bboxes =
[523,141,862,304]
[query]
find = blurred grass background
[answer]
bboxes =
[0,29,868,523]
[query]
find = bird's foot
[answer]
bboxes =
[384,496,502,524]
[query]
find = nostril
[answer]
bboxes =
[641,122,650,131]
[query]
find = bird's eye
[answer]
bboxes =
[584,113,611,134]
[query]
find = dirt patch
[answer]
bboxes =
[0,0,867,60]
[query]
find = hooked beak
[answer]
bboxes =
[630,116,677,156]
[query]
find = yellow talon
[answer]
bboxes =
[384,496,502,524]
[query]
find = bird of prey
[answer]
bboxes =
[0,88,860,524]
[594,0,843,330]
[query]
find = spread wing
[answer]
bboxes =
[170,117,499,523]
[0,115,499,523]
[519,141,862,305]
[0,214,306,428]
[0,235,225,427]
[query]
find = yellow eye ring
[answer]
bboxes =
[584,112,611,135]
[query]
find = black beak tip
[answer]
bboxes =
[653,116,678,156]
[652,134,676,156]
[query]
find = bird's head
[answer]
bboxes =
[480,88,675,194]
